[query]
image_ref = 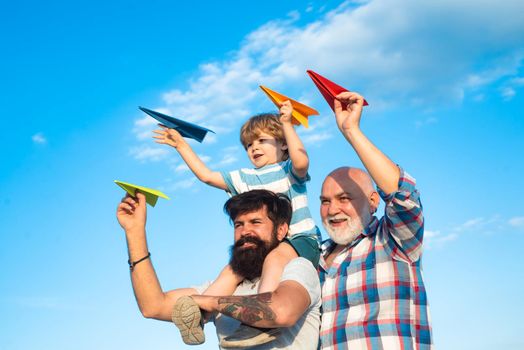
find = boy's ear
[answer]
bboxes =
[280,142,288,151]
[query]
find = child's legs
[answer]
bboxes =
[286,235,321,269]
[202,264,243,296]
[258,242,298,293]
[259,235,321,293]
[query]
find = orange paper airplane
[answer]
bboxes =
[307,70,368,112]
[259,85,319,128]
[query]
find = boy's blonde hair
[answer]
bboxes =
[240,113,289,160]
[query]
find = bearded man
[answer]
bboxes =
[117,189,320,349]
[318,92,433,349]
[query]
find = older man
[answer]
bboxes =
[116,189,320,349]
[318,92,433,349]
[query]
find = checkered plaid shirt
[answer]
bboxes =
[319,169,433,349]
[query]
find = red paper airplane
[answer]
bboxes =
[306,70,368,112]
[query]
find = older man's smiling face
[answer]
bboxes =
[320,168,376,245]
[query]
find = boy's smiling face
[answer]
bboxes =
[246,131,288,168]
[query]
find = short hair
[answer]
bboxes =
[224,190,292,227]
[239,113,288,159]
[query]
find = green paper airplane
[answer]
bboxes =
[115,180,170,207]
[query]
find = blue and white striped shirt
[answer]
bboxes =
[221,159,321,239]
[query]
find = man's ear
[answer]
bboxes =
[369,191,380,214]
[276,223,289,241]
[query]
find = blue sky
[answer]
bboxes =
[1,0,523,349]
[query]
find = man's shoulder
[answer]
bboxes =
[284,257,317,273]
[282,257,321,306]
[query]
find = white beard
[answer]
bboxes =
[322,212,370,246]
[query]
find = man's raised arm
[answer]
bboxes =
[334,92,400,194]
[116,192,196,321]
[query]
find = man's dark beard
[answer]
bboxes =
[229,233,279,281]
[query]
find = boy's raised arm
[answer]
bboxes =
[279,101,309,179]
[154,125,227,190]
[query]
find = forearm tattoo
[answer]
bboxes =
[217,292,276,325]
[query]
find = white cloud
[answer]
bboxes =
[453,216,504,235]
[202,132,218,144]
[215,154,238,168]
[32,132,47,144]
[133,106,181,141]
[199,155,212,163]
[415,117,438,129]
[133,115,159,140]
[129,0,524,190]
[211,146,241,168]
[500,76,524,101]
[133,0,524,143]
[301,131,333,145]
[473,94,485,102]
[129,145,169,162]
[511,77,524,85]
[425,230,458,249]
[509,216,524,228]
[174,163,189,173]
[173,154,211,173]
[453,217,487,232]
[166,177,198,191]
[222,145,242,153]
[425,214,524,248]
[501,87,516,101]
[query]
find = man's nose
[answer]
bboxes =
[327,201,340,215]
[239,225,254,237]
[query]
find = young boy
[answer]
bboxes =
[153,101,321,345]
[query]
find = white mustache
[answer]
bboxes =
[326,214,351,224]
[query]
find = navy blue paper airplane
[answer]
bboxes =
[139,106,215,143]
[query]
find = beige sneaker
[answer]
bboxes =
[171,296,205,345]
[220,324,280,348]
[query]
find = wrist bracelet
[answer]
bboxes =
[128,252,151,271]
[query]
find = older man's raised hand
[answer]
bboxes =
[333,91,365,135]
[332,91,399,194]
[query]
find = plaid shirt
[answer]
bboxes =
[319,169,432,349]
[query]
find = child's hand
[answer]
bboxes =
[153,125,184,148]
[279,100,293,125]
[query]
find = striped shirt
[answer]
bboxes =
[221,159,320,238]
[319,169,433,349]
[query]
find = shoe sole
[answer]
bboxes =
[172,296,205,345]
[220,328,280,348]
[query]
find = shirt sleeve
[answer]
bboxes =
[378,167,424,263]
[220,170,239,196]
[285,159,311,185]
[280,257,321,308]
